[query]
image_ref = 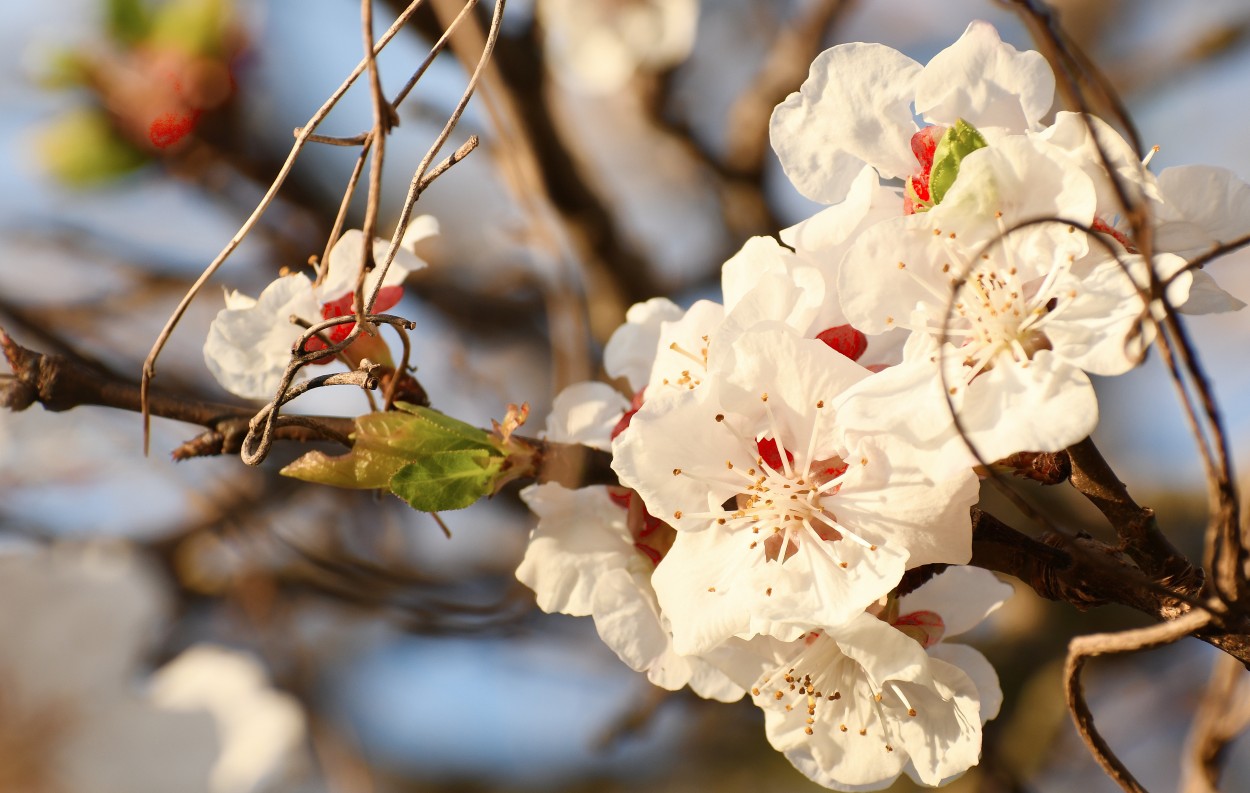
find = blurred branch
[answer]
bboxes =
[1182,653,1250,793]
[721,0,850,176]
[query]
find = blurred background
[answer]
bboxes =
[2,0,1250,790]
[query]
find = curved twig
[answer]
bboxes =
[1065,608,1214,793]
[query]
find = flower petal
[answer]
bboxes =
[770,42,921,203]
[915,20,1054,131]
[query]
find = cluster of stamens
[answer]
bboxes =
[672,394,878,596]
[751,634,919,750]
[658,337,710,391]
[894,219,1078,391]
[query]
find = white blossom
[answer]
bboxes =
[203,220,436,400]
[614,326,978,654]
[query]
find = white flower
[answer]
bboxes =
[537,0,698,94]
[771,20,1054,204]
[517,383,743,700]
[518,482,744,701]
[0,544,303,793]
[835,135,1195,464]
[613,326,979,655]
[732,565,1011,791]
[203,220,437,400]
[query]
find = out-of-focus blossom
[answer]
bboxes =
[0,543,303,793]
[151,646,306,793]
[537,0,699,94]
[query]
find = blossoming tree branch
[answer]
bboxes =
[5,1,1250,791]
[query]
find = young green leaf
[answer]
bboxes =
[929,119,988,206]
[389,450,504,512]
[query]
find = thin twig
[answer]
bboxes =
[1065,609,1213,793]
[141,0,430,453]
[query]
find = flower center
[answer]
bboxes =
[752,631,918,749]
[898,227,1075,388]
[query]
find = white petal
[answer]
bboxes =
[770,42,921,203]
[320,229,419,302]
[957,351,1098,461]
[400,213,440,251]
[835,435,979,568]
[837,212,949,336]
[720,235,794,311]
[612,383,744,520]
[716,325,871,453]
[1044,259,1148,377]
[203,274,319,401]
[516,484,636,616]
[603,297,685,392]
[1038,111,1162,214]
[589,569,747,703]
[895,655,984,786]
[1156,165,1250,257]
[645,299,725,395]
[915,20,1054,131]
[545,381,630,449]
[899,566,1014,639]
[1180,269,1246,314]
[933,136,1098,244]
[927,642,1003,722]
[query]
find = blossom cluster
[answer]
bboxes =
[516,22,1248,790]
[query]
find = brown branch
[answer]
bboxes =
[2,328,353,457]
[1064,609,1213,793]
[1066,438,1196,584]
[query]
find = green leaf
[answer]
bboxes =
[390,450,503,512]
[392,402,498,452]
[928,119,988,206]
[280,405,509,512]
[281,445,405,490]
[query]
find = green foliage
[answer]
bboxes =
[281,403,531,513]
[929,119,988,206]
